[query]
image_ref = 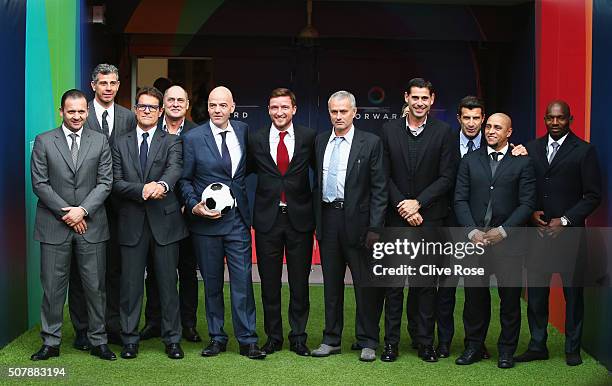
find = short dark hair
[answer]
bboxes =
[153,77,173,95]
[406,78,434,95]
[457,96,485,116]
[135,86,163,107]
[269,88,297,106]
[60,89,87,109]
[91,63,119,83]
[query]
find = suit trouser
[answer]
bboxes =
[463,259,522,355]
[192,214,258,345]
[119,219,181,345]
[69,204,121,335]
[357,287,404,349]
[526,272,583,354]
[144,235,199,329]
[403,282,457,345]
[40,233,107,346]
[255,210,312,344]
[319,206,369,347]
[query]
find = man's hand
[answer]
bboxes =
[192,201,222,219]
[397,199,420,218]
[61,206,86,227]
[510,143,528,156]
[405,212,423,227]
[365,231,380,249]
[142,182,159,200]
[470,229,486,245]
[483,228,504,246]
[72,219,87,235]
[149,183,166,200]
[545,218,564,238]
[531,210,547,237]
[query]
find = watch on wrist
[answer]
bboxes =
[560,216,569,226]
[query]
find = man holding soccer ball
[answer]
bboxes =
[178,86,266,360]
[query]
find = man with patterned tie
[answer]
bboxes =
[310,91,387,362]
[248,88,316,356]
[454,113,536,369]
[69,63,136,349]
[179,86,266,360]
[30,89,116,361]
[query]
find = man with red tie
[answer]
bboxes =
[248,88,316,356]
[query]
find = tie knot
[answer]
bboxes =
[220,131,228,139]
[69,133,78,140]
[102,110,108,118]
[279,131,288,140]
[142,132,149,140]
[551,141,560,150]
[490,152,501,161]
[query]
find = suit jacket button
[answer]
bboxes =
[490,186,494,190]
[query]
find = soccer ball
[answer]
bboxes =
[201,182,236,214]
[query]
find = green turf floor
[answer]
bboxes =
[0,285,609,385]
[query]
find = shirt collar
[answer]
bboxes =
[62,124,83,138]
[93,98,114,116]
[460,130,482,148]
[329,124,355,145]
[548,132,569,147]
[270,123,294,139]
[210,120,234,135]
[487,143,509,157]
[406,115,428,131]
[163,116,185,134]
[136,125,157,139]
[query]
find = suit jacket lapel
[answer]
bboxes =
[548,132,577,169]
[126,131,143,181]
[346,129,363,179]
[491,152,511,185]
[317,131,331,189]
[87,103,102,133]
[144,129,164,179]
[286,126,303,174]
[234,123,247,174]
[203,123,223,164]
[53,127,76,174]
[395,121,413,172]
[413,119,435,171]
[478,148,492,182]
[261,128,280,175]
[75,129,92,171]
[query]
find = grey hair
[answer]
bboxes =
[91,63,119,82]
[328,90,356,109]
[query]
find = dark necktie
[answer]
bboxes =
[484,152,502,227]
[220,131,232,176]
[69,133,79,166]
[277,131,289,203]
[489,152,501,176]
[467,139,474,154]
[140,132,149,175]
[102,110,110,137]
[548,141,560,164]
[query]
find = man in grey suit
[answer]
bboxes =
[30,89,116,361]
[112,86,188,360]
[69,63,136,348]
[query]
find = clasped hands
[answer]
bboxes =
[470,228,504,247]
[142,182,166,200]
[397,199,423,226]
[61,206,87,235]
[531,210,564,238]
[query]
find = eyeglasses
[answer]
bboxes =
[136,104,160,112]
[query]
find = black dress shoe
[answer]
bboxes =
[73,330,92,351]
[31,345,59,361]
[107,331,122,346]
[418,345,438,362]
[120,344,139,359]
[482,345,491,359]
[498,353,515,369]
[350,342,362,351]
[380,343,399,362]
[261,339,283,354]
[514,349,549,362]
[91,344,117,361]
[182,327,202,343]
[290,342,310,356]
[239,344,266,360]
[139,325,161,340]
[436,342,450,358]
[165,343,184,359]
[566,352,583,366]
[455,347,483,365]
[201,340,226,357]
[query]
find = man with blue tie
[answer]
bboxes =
[178,86,266,360]
[310,91,387,362]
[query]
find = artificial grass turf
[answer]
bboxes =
[0,285,609,385]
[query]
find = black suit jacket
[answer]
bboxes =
[454,147,536,240]
[381,116,456,225]
[249,125,316,233]
[313,128,387,247]
[525,131,601,226]
[85,101,136,146]
[111,128,188,246]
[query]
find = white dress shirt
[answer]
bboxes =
[136,125,156,156]
[269,123,295,163]
[210,121,242,177]
[546,132,568,159]
[406,115,428,136]
[93,98,115,135]
[487,143,509,160]
[62,124,83,149]
[322,125,354,202]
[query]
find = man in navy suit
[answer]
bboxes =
[178,86,266,360]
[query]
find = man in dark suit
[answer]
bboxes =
[515,100,601,366]
[30,89,116,361]
[178,86,266,360]
[249,88,315,356]
[454,113,536,369]
[112,86,187,360]
[69,63,136,349]
[310,91,387,362]
[380,78,456,362]
[139,85,201,343]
